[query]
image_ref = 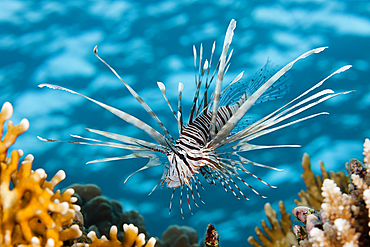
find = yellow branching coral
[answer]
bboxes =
[247,201,297,247]
[0,102,82,247]
[295,153,349,211]
[79,223,156,247]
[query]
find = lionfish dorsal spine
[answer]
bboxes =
[202,41,217,111]
[178,82,184,134]
[209,19,237,139]
[198,43,203,83]
[189,43,207,124]
[157,81,178,120]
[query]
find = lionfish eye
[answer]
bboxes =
[178,153,185,159]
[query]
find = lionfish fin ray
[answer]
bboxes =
[124,157,162,183]
[85,128,167,153]
[220,71,244,95]
[209,46,328,146]
[149,168,168,196]
[178,82,184,133]
[238,91,352,144]
[224,66,352,146]
[234,143,300,152]
[210,19,237,137]
[157,81,178,121]
[93,46,174,142]
[38,135,149,151]
[86,153,146,164]
[38,84,168,146]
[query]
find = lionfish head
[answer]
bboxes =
[164,150,193,189]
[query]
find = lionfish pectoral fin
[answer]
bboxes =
[238,89,353,144]
[38,84,167,146]
[124,157,162,183]
[184,177,191,188]
[232,154,284,172]
[148,166,168,196]
[94,46,174,142]
[220,71,244,95]
[87,155,135,164]
[234,143,300,152]
[238,113,329,143]
[209,47,328,147]
[37,135,147,151]
[85,128,168,153]
[87,151,161,165]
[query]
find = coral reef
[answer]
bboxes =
[248,139,370,247]
[70,184,146,241]
[78,223,156,247]
[247,201,297,246]
[9,95,370,247]
[71,183,198,247]
[295,153,349,211]
[0,102,157,247]
[156,225,199,247]
[0,102,82,246]
[292,140,370,246]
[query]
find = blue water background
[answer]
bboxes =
[1,1,369,246]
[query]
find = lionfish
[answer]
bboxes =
[39,19,352,217]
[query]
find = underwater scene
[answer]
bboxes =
[1,0,370,246]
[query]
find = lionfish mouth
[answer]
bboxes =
[38,19,353,218]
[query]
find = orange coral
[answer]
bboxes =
[0,102,82,247]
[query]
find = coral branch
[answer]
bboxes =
[295,153,349,210]
[83,223,156,247]
[247,201,297,247]
[0,102,82,247]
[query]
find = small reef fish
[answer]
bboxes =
[39,19,352,218]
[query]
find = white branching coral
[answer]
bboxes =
[364,138,370,165]
[309,179,360,247]
[363,189,370,227]
[321,179,353,223]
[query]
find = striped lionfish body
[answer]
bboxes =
[39,19,352,217]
